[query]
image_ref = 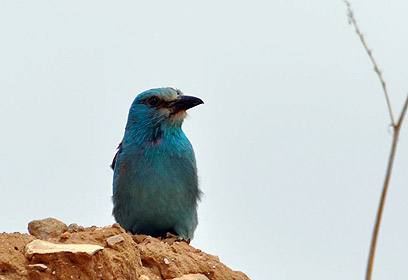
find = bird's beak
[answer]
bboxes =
[167,95,204,113]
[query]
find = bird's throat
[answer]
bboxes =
[149,128,162,145]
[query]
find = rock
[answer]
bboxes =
[28,218,68,239]
[25,240,104,257]
[168,274,210,280]
[67,223,84,233]
[106,234,125,248]
[136,236,248,280]
[59,232,70,240]
[0,232,35,279]
[132,234,149,244]
[28,264,47,271]
[0,221,249,280]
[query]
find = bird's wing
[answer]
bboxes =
[111,141,123,170]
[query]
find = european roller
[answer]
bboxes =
[111,87,203,240]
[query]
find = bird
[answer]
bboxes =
[111,87,203,240]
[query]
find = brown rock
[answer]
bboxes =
[136,236,248,280]
[0,232,35,280]
[67,223,84,233]
[28,218,68,239]
[0,221,249,280]
[59,232,70,240]
[107,234,125,248]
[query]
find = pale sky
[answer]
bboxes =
[1,1,408,279]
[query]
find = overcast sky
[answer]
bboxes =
[1,1,408,279]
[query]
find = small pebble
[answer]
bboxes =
[67,223,81,233]
[28,264,48,271]
[107,234,125,247]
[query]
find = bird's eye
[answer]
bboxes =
[148,97,159,106]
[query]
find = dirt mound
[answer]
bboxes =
[0,218,249,280]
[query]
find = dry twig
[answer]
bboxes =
[344,1,408,279]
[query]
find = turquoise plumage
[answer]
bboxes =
[111,88,203,240]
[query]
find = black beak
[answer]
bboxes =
[167,95,204,113]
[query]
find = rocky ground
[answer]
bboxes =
[0,218,249,280]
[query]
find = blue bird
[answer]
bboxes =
[111,87,203,240]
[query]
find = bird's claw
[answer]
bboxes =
[164,232,190,244]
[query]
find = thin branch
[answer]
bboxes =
[344,2,408,280]
[345,0,396,126]
[366,94,408,280]
[396,93,408,128]
[366,131,399,280]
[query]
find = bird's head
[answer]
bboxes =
[126,87,203,132]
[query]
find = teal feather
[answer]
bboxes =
[112,87,203,240]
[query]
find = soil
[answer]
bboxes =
[0,219,249,280]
